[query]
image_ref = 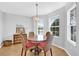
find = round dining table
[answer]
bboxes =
[31,40,47,56]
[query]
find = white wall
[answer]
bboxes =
[0,12,4,47]
[3,13,33,41]
[46,6,66,48]
[44,2,79,56]
[64,3,79,56]
[0,2,79,56]
[76,2,79,56]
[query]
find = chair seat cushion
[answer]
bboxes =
[26,40,35,48]
[38,41,47,48]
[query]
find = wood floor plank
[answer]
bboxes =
[0,44,68,56]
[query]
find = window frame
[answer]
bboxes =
[49,15,59,37]
[67,4,76,46]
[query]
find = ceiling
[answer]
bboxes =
[0,2,68,17]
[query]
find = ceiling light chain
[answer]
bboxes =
[32,3,39,21]
[36,3,38,17]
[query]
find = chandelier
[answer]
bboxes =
[33,3,39,21]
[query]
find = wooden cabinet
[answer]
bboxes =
[3,40,12,46]
[13,34,27,44]
[13,34,21,44]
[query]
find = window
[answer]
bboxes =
[37,20,44,41]
[67,4,76,46]
[38,21,44,35]
[70,7,76,42]
[50,16,59,36]
[71,26,76,42]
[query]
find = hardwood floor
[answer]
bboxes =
[0,44,68,56]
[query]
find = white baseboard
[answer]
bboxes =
[52,43,71,56]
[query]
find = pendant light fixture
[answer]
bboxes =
[33,3,39,21]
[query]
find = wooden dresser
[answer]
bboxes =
[13,34,27,44]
